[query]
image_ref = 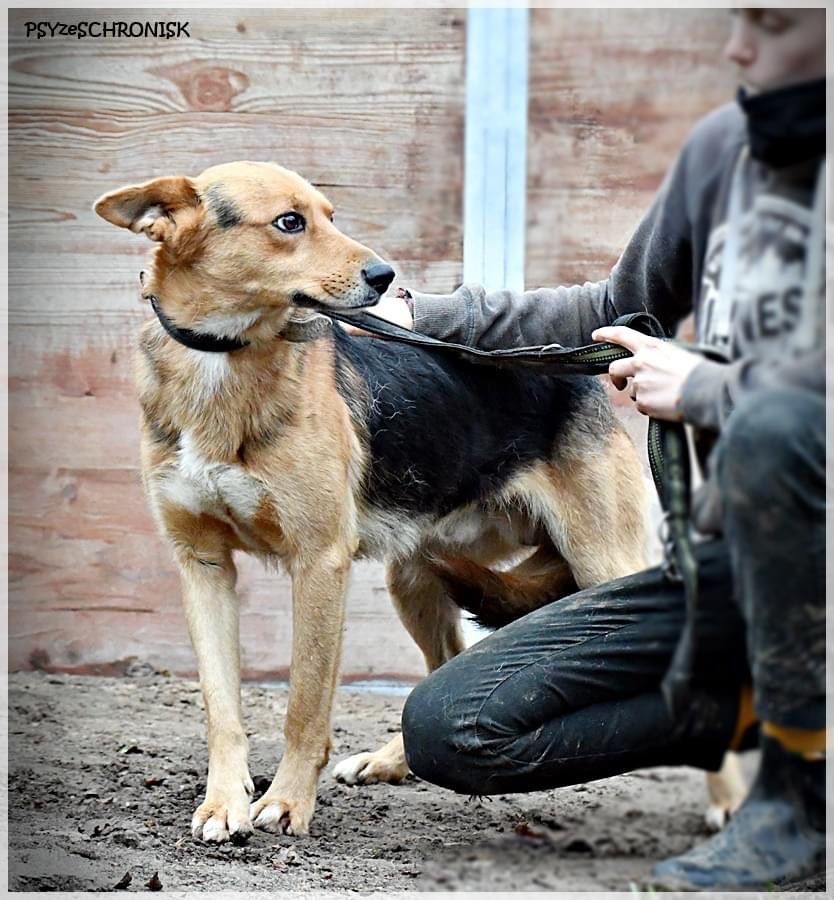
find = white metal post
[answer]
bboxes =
[463,8,529,292]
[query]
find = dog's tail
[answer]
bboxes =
[427,547,577,630]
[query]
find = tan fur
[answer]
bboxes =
[427,547,578,619]
[506,426,649,586]
[96,161,734,845]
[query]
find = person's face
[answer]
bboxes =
[724,8,827,93]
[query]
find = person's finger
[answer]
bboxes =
[608,357,638,381]
[339,293,413,336]
[592,326,659,352]
[373,294,414,329]
[337,321,372,336]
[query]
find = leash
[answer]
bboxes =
[323,306,727,718]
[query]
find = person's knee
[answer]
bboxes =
[401,679,437,781]
[402,672,487,795]
[715,389,823,509]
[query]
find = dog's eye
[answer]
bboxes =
[273,212,305,234]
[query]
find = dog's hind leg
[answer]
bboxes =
[511,424,650,588]
[175,546,255,845]
[333,556,465,786]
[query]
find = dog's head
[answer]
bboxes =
[93,161,394,333]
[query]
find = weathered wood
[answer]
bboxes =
[526,8,736,286]
[9,8,464,678]
[9,10,466,114]
[9,461,427,678]
[10,9,733,679]
[8,7,466,302]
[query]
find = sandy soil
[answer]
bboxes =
[6,670,772,892]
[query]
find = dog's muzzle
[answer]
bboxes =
[292,263,396,313]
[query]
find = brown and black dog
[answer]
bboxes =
[94,162,739,843]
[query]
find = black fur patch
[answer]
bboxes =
[329,326,612,517]
[203,184,242,229]
[144,410,180,449]
[241,406,298,456]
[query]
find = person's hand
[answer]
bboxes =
[592,326,703,421]
[339,288,414,336]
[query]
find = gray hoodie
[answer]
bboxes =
[407,102,825,435]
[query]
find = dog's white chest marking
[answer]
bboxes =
[162,431,266,529]
[186,350,232,405]
[156,353,267,527]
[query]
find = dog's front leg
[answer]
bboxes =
[250,544,350,836]
[179,552,254,844]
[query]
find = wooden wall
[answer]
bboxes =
[9,9,733,679]
[527,8,735,286]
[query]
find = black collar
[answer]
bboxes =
[148,294,250,353]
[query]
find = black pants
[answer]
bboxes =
[401,389,825,796]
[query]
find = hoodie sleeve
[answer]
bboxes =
[408,280,616,348]
[680,349,825,432]
[409,105,740,352]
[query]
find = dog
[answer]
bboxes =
[93,161,742,843]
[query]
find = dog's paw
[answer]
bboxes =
[333,751,409,786]
[703,754,745,833]
[191,770,255,844]
[250,790,315,836]
[191,794,254,844]
[704,803,729,832]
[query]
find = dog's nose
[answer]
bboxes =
[362,263,395,294]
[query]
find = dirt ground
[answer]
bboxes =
[5,670,780,892]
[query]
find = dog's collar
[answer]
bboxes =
[146,292,332,352]
[148,294,250,352]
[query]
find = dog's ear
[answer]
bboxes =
[93,176,200,242]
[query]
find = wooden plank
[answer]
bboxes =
[9,8,465,678]
[526,9,736,286]
[8,10,466,114]
[9,465,426,678]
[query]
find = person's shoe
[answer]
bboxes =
[650,734,826,890]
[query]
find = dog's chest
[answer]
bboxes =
[162,431,268,532]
